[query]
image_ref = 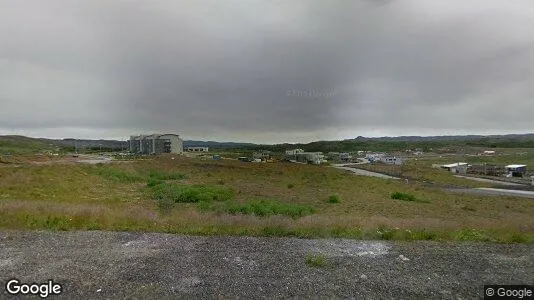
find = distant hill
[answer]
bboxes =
[51,138,256,150]
[2,133,534,154]
[263,134,534,153]
[0,135,257,154]
[52,138,128,150]
[183,140,256,149]
[348,134,534,142]
[0,135,60,154]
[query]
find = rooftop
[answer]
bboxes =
[505,164,527,169]
[442,162,468,168]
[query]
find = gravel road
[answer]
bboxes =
[453,175,526,187]
[332,165,400,180]
[448,187,534,199]
[1,231,532,299]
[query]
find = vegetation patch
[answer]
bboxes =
[454,229,493,242]
[375,226,396,240]
[147,178,165,187]
[147,170,187,181]
[327,194,340,203]
[391,192,416,201]
[461,205,476,212]
[87,165,144,182]
[262,226,296,237]
[150,183,235,203]
[225,199,315,218]
[305,253,326,268]
[391,192,428,203]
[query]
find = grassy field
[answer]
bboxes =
[0,154,533,242]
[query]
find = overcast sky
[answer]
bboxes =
[1,0,533,143]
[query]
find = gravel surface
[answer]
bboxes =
[453,175,526,187]
[332,165,400,180]
[0,231,532,299]
[448,188,534,199]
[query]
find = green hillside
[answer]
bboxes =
[0,135,60,154]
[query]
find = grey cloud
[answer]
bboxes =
[1,0,533,143]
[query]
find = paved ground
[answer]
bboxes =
[332,165,400,180]
[1,231,532,299]
[448,187,534,199]
[453,175,526,187]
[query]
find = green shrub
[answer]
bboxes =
[226,199,315,218]
[376,226,396,240]
[197,200,214,211]
[88,165,144,182]
[148,170,186,180]
[327,194,340,203]
[461,205,476,212]
[147,178,165,187]
[454,229,492,242]
[408,230,436,241]
[150,183,235,203]
[24,215,71,231]
[391,192,428,203]
[391,192,416,201]
[305,253,326,268]
[157,196,175,213]
[507,233,527,243]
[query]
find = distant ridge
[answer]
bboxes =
[2,133,534,153]
[348,133,534,142]
[183,140,256,148]
[50,138,256,150]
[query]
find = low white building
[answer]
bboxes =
[505,164,527,177]
[441,162,468,174]
[381,156,404,165]
[294,152,325,165]
[365,153,386,162]
[186,146,209,152]
[253,150,272,160]
[340,152,352,161]
[286,149,304,155]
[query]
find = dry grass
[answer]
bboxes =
[0,154,533,242]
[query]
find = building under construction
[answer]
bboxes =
[129,134,183,155]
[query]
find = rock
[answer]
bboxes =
[398,255,410,261]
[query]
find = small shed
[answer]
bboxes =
[505,165,527,177]
[441,162,468,174]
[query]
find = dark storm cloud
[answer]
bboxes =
[1,0,533,142]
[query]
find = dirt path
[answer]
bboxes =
[448,187,534,199]
[1,231,532,299]
[332,164,400,180]
[454,175,526,187]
